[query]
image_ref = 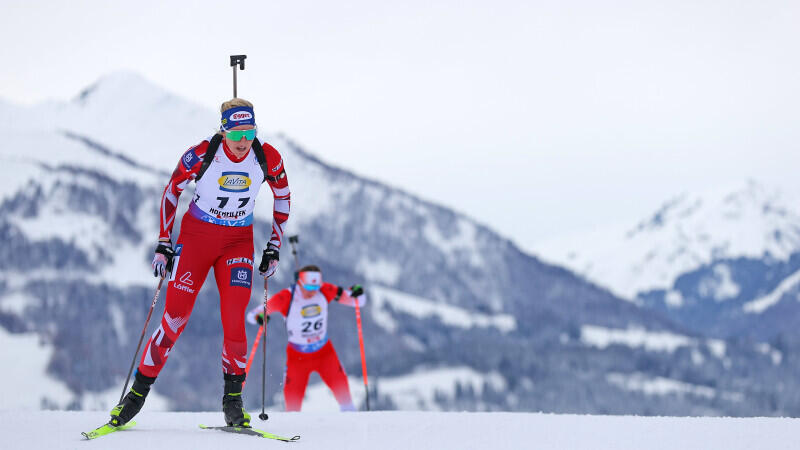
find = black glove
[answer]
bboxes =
[258,245,280,278]
[256,312,270,326]
[152,243,175,278]
[349,284,364,297]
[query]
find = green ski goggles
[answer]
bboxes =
[225,128,257,141]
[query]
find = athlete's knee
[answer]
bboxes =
[160,310,190,339]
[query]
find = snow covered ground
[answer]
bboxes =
[5,410,800,450]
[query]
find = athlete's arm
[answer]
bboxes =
[246,306,267,325]
[338,286,367,307]
[261,142,290,249]
[266,288,293,317]
[320,283,367,307]
[157,140,209,243]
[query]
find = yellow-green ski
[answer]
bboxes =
[199,424,300,442]
[81,421,136,439]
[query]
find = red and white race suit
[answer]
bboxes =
[248,283,366,411]
[138,137,290,378]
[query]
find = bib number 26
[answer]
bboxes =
[301,320,323,333]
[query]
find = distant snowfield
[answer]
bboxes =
[743,268,800,314]
[579,325,727,358]
[4,410,799,450]
[533,181,800,300]
[369,285,516,333]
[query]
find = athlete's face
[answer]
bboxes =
[224,125,255,158]
[297,271,322,299]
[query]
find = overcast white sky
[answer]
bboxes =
[2,1,799,252]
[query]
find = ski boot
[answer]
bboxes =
[222,373,251,427]
[109,372,156,426]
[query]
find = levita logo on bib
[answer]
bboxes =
[218,172,252,192]
[301,305,322,318]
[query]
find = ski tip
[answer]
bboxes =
[273,434,301,442]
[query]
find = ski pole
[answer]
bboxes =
[288,235,299,271]
[241,324,263,388]
[118,277,165,403]
[287,235,301,301]
[354,297,370,410]
[287,236,300,305]
[230,55,246,97]
[258,277,269,421]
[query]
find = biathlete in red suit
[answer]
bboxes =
[109,98,290,428]
[247,265,366,411]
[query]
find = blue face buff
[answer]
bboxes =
[221,106,256,131]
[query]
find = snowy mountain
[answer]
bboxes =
[1,73,798,417]
[533,181,800,340]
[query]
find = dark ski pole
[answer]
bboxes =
[288,235,299,272]
[259,277,269,421]
[230,55,246,97]
[118,277,165,403]
[286,236,300,333]
[287,235,300,303]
